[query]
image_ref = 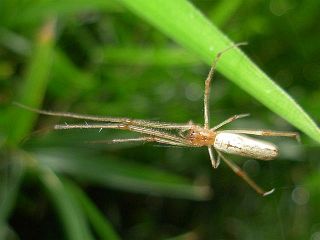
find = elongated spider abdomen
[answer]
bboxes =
[213,132,278,160]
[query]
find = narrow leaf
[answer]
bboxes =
[40,168,94,240]
[116,0,320,143]
[8,19,56,145]
[66,181,121,240]
[35,148,212,201]
[0,154,24,223]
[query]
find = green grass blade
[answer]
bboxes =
[116,0,320,143]
[40,168,94,240]
[66,181,121,240]
[209,0,243,27]
[51,49,96,95]
[0,154,24,224]
[7,0,121,27]
[94,46,199,66]
[35,149,211,201]
[7,19,56,146]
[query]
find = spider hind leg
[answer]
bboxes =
[216,151,274,196]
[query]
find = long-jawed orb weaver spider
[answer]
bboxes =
[15,43,299,196]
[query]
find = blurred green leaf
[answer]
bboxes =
[50,49,96,98]
[209,0,243,27]
[66,181,121,240]
[305,170,320,200]
[6,0,121,27]
[40,168,94,240]
[0,28,31,55]
[116,0,320,143]
[95,46,199,66]
[34,148,211,201]
[0,154,24,224]
[7,19,56,145]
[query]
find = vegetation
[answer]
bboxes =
[0,0,319,239]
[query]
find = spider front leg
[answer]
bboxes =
[88,136,188,146]
[203,42,248,129]
[211,113,250,131]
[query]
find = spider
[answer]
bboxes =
[16,43,299,196]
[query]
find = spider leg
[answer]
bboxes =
[54,123,191,146]
[208,146,220,168]
[220,129,300,141]
[203,42,247,129]
[88,136,188,146]
[211,113,250,130]
[14,102,192,130]
[217,151,274,196]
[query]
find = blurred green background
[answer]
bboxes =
[0,0,319,239]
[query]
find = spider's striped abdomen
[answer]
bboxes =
[213,132,278,160]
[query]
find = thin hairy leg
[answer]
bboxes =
[220,129,300,141]
[203,42,247,129]
[211,113,250,130]
[54,123,191,145]
[208,146,220,168]
[217,151,274,196]
[89,137,188,146]
[14,102,192,130]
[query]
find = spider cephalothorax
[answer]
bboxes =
[187,125,216,147]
